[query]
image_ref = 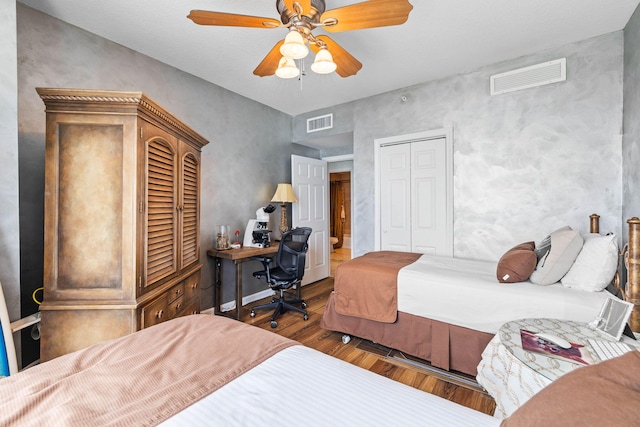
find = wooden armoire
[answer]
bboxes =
[37,88,209,361]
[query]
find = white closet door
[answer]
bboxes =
[380,144,411,251]
[379,137,449,255]
[291,155,329,285]
[411,138,447,255]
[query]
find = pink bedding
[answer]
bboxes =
[502,350,640,426]
[0,315,295,426]
[333,251,421,323]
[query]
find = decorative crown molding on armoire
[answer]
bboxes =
[37,88,209,361]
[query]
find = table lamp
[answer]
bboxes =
[271,183,298,235]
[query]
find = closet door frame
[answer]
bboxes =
[374,127,454,256]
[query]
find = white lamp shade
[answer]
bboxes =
[280,30,309,59]
[311,48,337,74]
[271,183,298,203]
[275,57,300,79]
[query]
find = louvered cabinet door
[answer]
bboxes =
[143,128,179,293]
[179,142,201,269]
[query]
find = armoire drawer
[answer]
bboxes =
[167,295,185,318]
[183,272,200,302]
[180,299,200,317]
[168,282,185,303]
[140,294,169,329]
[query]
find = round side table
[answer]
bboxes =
[476,318,639,418]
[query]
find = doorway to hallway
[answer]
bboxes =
[328,158,353,275]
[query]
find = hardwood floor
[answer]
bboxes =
[242,277,497,416]
[330,247,351,276]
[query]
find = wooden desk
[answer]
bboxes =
[207,243,279,320]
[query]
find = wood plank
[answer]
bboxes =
[241,278,496,416]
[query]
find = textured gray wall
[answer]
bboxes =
[624,6,640,241]
[0,1,21,323]
[16,4,318,314]
[296,33,625,261]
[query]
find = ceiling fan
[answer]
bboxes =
[187,0,413,79]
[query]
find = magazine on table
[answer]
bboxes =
[520,329,596,366]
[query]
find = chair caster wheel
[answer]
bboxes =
[250,311,256,318]
[303,314,309,321]
[301,302,307,309]
[270,321,278,328]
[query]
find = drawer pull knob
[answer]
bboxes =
[156,310,164,319]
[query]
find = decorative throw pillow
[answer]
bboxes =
[529,227,583,286]
[496,242,537,283]
[534,226,570,261]
[502,350,640,427]
[561,233,619,292]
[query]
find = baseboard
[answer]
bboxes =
[204,288,275,313]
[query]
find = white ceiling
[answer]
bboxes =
[18,0,640,117]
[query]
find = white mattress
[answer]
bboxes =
[160,345,499,427]
[397,255,612,334]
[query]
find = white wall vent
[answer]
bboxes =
[307,113,333,133]
[490,58,566,95]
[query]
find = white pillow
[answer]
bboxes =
[561,233,619,292]
[530,227,583,286]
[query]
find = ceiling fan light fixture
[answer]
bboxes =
[275,56,300,78]
[189,0,414,79]
[311,47,337,74]
[280,29,309,59]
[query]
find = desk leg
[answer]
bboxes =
[235,262,243,321]
[213,258,222,315]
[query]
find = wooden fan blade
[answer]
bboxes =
[313,36,362,77]
[253,40,285,77]
[321,0,413,32]
[187,10,281,28]
[283,0,312,15]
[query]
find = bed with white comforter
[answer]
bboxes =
[0,315,499,426]
[398,255,611,333]
[161,343,499,426]
[321,242,615,376]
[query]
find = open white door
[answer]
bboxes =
[291,155,330,285]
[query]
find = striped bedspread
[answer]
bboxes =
[0,315,295,426]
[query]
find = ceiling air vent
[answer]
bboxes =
[307,113,333,133]
[490,58,566,96]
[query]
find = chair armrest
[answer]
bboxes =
[251,256,275,282]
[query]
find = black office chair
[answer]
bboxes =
[250,227,312,328]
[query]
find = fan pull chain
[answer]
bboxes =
[299,59,306,91]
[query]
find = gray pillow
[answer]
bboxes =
[530,227,584,285]
[534,225,570,261]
